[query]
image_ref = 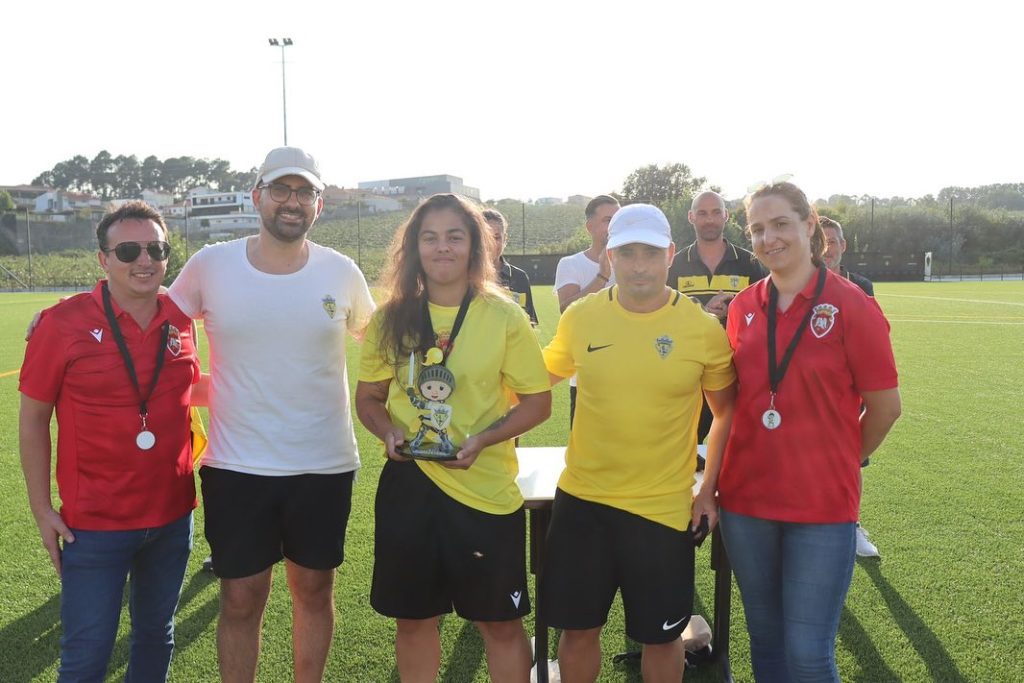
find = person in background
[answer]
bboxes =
[483,208,538,325]
[820,214,880,557]
[668,191,765,458]
[553,194,619,425]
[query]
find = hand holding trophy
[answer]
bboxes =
[397,349,459,461]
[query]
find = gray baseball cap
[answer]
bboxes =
[256,146,324,191]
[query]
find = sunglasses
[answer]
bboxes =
[103,241,172,263]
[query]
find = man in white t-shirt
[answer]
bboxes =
[553,195,619,424]
[170,147,375,683]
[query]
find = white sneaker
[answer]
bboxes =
[855,525,880,558]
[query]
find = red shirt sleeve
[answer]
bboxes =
[842,291,898,393]
[19,307,69,403]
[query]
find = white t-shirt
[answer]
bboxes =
[553,250,615,387]
[170,238,375,476]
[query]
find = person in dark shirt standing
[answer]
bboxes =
[821,216,874,295]
[483,209,538,325]
[668,191,765,449]
[820,215,881,558]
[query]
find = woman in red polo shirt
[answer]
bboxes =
[713,181,901,682]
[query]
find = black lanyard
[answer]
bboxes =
[101,282,170,419]
[766,266,826,395]
[419,290,473,366]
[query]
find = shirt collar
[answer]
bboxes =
[685,239,740,263]
[754,266,827,309]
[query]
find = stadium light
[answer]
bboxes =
[268,38,294,145]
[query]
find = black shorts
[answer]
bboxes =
[199,466,354,579]
[371,459,529,622]
[540,489,695,645]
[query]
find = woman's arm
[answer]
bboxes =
[860,387,902,460]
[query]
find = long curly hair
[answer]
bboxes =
[376,193,502,367]
[744,181,826,266]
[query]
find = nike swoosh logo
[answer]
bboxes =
[587,343,613,352]
[662,616,687,630]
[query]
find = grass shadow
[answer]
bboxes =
[838,605,901,681]
[861,560,968,682]
[442,618,486,681]
[0,593,61,682]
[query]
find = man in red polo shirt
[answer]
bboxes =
[19,201,202,682]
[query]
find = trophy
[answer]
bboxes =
[397,350,460,461]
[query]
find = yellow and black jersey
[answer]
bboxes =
[668,240,766,309]
[543,287,735,531]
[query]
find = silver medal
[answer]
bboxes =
[761,409,782,430]
[136,430,156,450]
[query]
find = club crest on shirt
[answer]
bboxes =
[810,304,839,339]
[730,275,740,289]
[322,294,337,319]
[655,335,674,359]
[166,324,182,357]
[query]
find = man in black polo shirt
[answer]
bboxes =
[483,208,538,325]
[667,191,765,451]
[821,215,874,295]
[820,215,881,558]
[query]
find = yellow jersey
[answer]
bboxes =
[360,294,550,514]
[544,287,735,530]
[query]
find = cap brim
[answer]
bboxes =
[260,167,325,191]
[607,230,671,250]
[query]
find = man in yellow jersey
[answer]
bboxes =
[542,203,737,683]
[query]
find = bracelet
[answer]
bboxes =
[595,273,609,283]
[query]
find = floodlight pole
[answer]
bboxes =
[949,196,954,276]
[268,38,293,145]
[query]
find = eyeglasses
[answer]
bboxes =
[259,183,320,206]
[746,173,794,196]
[103,241,172,263]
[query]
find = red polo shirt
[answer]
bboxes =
[719,269,898,523]
[19,281,200,530]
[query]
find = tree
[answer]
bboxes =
[620,163,707,206]
[0,190,15,211]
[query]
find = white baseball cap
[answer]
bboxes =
[256,146,325,191]
[606,203,672,250]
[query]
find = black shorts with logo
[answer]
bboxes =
[540,489,695,644]
[371,459,529,622]
[199,466,354,579]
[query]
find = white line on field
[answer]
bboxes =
[878,294,1024,307]
[889,319,1024,325]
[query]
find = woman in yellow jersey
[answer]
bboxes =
[355,193,551,683]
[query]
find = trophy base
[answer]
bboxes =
[397,442,459,462]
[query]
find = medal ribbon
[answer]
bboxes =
[419,290,473,367]
[766,266,826,397]
[101,282,170,424]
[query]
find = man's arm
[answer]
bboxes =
[556,251,611,312]
[690,382,737,533]
[355,379,408,461]
[557,270,609,312]
[859,387,901,460]
[19,394,75,577]
[447,390,552,470]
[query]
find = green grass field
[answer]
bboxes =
[1,281,1022,682]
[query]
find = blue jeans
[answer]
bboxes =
[59,511,193,683]
[720,509,855,683]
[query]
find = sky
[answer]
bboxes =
[3,0,1021,204]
